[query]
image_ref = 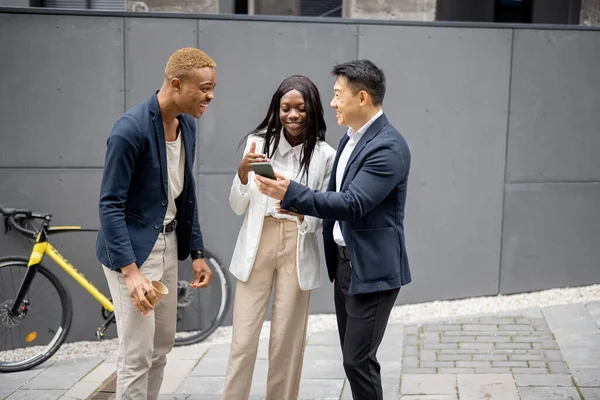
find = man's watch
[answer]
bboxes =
[191,250,205,260]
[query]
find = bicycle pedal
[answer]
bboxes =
[95,330,104,341]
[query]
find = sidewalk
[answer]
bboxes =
[2,301,599,399]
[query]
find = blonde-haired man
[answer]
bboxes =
[97,48,216,399]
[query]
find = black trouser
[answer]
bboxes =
[334,255,400,400]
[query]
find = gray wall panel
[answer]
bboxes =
[0,14,124,168]
[359,25,512,303]
[125,18,198,109]
[195,20,355,175]
[500,183,600,294]
[0,169,114,341]
[507,30,600,182]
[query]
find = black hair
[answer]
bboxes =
[241,75,326,181]
[331,59,386,105]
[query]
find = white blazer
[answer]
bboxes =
[229,134,336,291]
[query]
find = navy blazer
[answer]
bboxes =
[281,114,411,295]
[96,93,204,271]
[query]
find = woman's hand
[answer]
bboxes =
[238,141,268,185]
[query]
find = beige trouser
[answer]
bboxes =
[222,216,311,400]
[103,231,178,400]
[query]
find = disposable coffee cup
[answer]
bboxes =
[147,280,169,306]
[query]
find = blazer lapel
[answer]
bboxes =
[340,114,388,189]
[149,94,168,197]
[328,134,350,192]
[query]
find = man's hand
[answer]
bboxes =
[191,258,213,288]
[255,171,290,201]
[238,141,268,185]
[121,263,155,317]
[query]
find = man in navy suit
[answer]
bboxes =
[256,59,411,400]
[96,48,215,400]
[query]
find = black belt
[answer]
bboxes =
[338,246,351,261]
[162,219,177,233]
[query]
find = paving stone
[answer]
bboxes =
[456,361,491,368]
[511,368,549,374]
[401,374,457,395]
[423,343,458,350]
[402,368,437,374]
[441,336,477,343]
[438,354,473,361]
[419,350,437,361]
[547,361,569,374]
[544,350,563,361]
[301,359,346,379]
[0,366,47,399]
[405,336,419,345]
[517,386,580,399]
[404,346,419,357]
[420,361,454,368]
[304,345,343,361]
[440,349,488,355]
[6,390,65,400]
[572,367,600,386]
[403,357,420,368]
[527,361,547,369]
[508,354,545,361]
[475,336,511,343]
[477,318,516,325]
[405,326,419,335]
[541,340,559,349]
[500,325,533,331]
[514,374,573,387]
[457,373,518,400]
[190,356,230,377]
[424,325,461,332]
[298,379,345,399]
[23,357,103,390]
[400,396,457,400]
[421,332,441,342]
[580,388,600,400]
[514,336,543,343]
[495,343,532,349]
[308,330,343,346]
[474,367,511,373]
[437,368,475,374]
[462,325,498,332]
[458,343,494,350]
[175,376,225,395]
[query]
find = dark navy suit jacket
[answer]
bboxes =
[96,93,203,271]
[281,114,411,295]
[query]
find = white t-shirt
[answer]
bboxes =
[165,131,186,224]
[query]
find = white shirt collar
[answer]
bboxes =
[278,129,303,159]
[346,109,384,144]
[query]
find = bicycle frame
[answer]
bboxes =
[10,221,114,316]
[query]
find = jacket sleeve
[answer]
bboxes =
[280,142,408,221]
[189,118,204,251]
[229,137,255,216]
[98,115,141,270]
[297,145,336,235]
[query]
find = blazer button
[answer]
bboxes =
[162,200,167,207]
[154,224,160,230]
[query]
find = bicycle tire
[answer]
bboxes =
[174,250,231,346]
[0,257,72,373]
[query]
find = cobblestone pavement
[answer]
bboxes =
[1,301,599,399]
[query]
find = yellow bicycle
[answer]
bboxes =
[0,205,231,373]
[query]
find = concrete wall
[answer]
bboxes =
[0,9,599,343]
[344,0,436,21]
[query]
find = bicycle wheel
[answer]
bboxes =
[0,257,72,372]
[174,250,231,346]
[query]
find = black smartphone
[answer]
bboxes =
[252,162,276,180]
